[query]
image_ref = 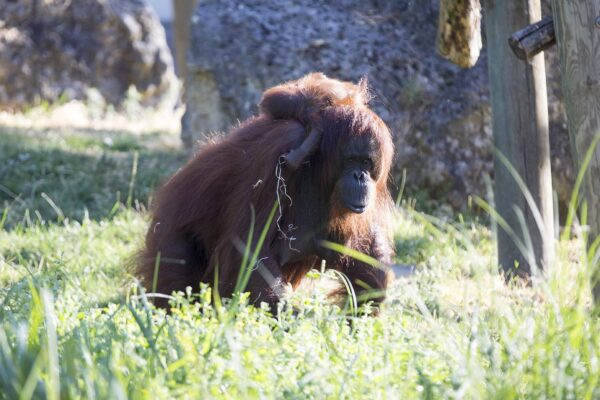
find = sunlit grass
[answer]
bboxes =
[0,124,598,399]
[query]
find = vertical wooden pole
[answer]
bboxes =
[172,0,198,79]
[173,0,199,148]
[483,0,554,277]
[551,0,600,301]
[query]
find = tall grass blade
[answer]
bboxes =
[235,202,278,294]
[329,269,357,318]
[40,192,64,224]
[41,290,60,400]
[512,205,537,274]
[151,251,161,294]
[473,197,529,263]
[319,240,383,269]
[126,303,165,371]
[126,151,139,209]
[213,261,223,310]
[494,149,547,244]
[234,206,256,293]
[587,234,600,267]
[0,206,9,230]
[561,133,600,241]
[27,281,43,347]
[395,168,407,207]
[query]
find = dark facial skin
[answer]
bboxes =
[337,137,378,214]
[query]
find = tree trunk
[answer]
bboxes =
[437,0,483,68]
[551,0,600,301]
[483,0,554,277]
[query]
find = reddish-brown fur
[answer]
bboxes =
[137,73,395,311]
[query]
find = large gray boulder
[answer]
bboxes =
[183,0,571,209]
[0,0,176,110]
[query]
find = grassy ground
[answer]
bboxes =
[0,114,598,399]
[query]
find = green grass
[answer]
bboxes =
[0,124,598,399]
[0,127,181,228]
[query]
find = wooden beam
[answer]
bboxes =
[174,0,199,149]
[173,0,198,79]
[483,0,555,277]
[509,16,556,60]
[437,0,483,68]
[550,0,600,302]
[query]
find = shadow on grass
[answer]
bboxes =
[394,234,439,266]
[0,126,186,229]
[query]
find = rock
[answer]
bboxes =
[183,0,572,210]
[0,0,177,110]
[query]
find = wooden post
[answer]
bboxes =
[483,0,554,277]
[173,0,199,148]
[550,0,600,301]
[508,16,556,60]
[173,0,198,79]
